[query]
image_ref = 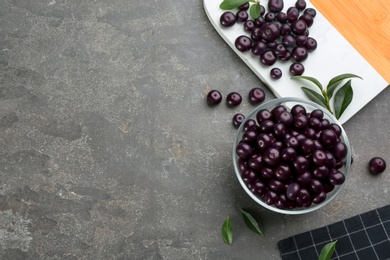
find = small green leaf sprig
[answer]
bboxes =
[220,0,262,19]
[318,240,338,260]
[221,209,264,245]
[292,73,362,119]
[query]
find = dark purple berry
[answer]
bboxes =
[292,46,308,62]
[295,0,306,10]
[291,19,308,35]
[236,10,249,22]
[287,7,299,22]
[368,157,386,175]
[226,92,242,107]
[277,12,287,23]
[268,0,284,13]
[305,37,317,51]
[232,113,245,128]
[260,50,277,66]
[265,12,276,22]
[243,119,257,131]
[206,90,222,106]
[244,20,255,32]
[304,8,317,18]
[329,169,345,185]
[289,62,305,76]
[332,142,348,159]
[263,147,281,166]
[281,147,297,162]
[286,183,300,201]
[239,2,250,10]
[260,22,280,42]
[270,67,282,79]
[248,87,266,104]
[220,12,236,27]
[235,35,252,52]
[236,142,254,159]
[299,13,314,27]
[256,109,272,123]
[251,41,267,56]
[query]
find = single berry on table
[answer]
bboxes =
[226,92,242,107]
[206,90,222,106]
[368,157,386,175]
[232,113,245,128]
[248,87,266,104]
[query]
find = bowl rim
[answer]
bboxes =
[232,97,352,215]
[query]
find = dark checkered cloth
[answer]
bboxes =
[278,204,390,260]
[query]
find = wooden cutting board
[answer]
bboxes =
[203,0,389,124]
[311,0,390,84]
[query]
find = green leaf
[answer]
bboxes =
[240,209,264,236]
[222,215,233,245]
[326,73,362,99]
[318,240,337,260]
[334,80,353,119]
[301,87,328,109]
[249,3,260,19]
[219,0,250,10]
[292,75,324,92]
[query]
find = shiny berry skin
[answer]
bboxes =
[206,90,222,106]
[220,12,236,27]
[244,20,255,32]
[265,12,276,22]
[291,104,307,116]
[281,147,297,162]
[270,67,282,79]
[287,7,299,22]
[251,41,267,56]
[236,10,249,22]
[256,109,272,123]
[295,35,308,46]
[232,113,245,128]
[248,87,266,104]
[239,2,250,10]
[368,157,386,175]
[289,62,305,76]
[243,119,257,131]
[268,0,284,13]
[304,8,317,18]
[332,142,348,159]
[260,22,280,42]
[329,169,345,185]
[295,0,307,10]
[236,142,254,159]
[277,12,287,23]
[226,92,242,107]
[291,19,308,35]
[286,183,300,201]
[260,50,277,66]
[305,37,317,51]
[235,35,252,52]
[292,46,308,62]
[263,147,281,166]
[299,13,314,27]
[319,129,338,147]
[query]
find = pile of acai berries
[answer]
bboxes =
[220,0,318,79]
[235,103,349,209]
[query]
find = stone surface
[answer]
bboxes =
[0,0,389,259]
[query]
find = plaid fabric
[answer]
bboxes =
[278,204,390,260]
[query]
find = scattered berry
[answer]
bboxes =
[226,92,242,107]
[206,90,222,106]
[270,67,282,79]
[248,87,266,104]
[232,113,245,128]
[368,157,386,175]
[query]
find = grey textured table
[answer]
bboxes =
[0,0,389,259]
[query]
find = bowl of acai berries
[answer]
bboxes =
[233,97,351,214]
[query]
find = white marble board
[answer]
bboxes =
[203,0,389,124]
